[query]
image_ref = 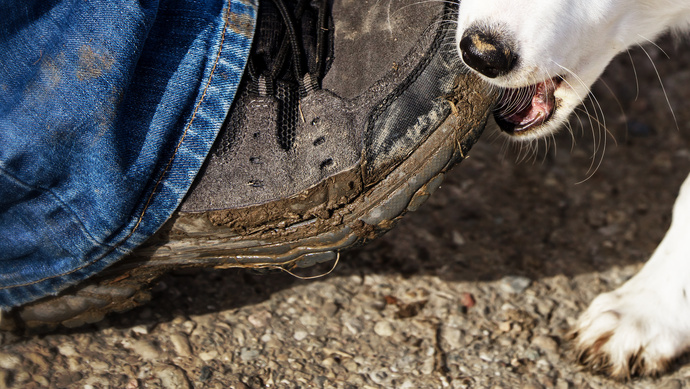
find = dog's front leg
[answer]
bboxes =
[573,172,690,378]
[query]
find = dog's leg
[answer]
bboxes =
[574,172,690,378]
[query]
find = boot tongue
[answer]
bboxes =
[249,0,289,80]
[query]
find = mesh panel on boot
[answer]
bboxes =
[275,81,299,151]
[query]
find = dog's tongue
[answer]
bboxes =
[495,78,559,132]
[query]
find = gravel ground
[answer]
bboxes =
[3,36,690,389]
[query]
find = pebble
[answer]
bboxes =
[247,311,272,328]
[500,276,532,294]
[442,327,463,349]
[170,333,193,357]
[293,330,309,341]
[322,301,339,317]
[181,320,196,335]
[460,293,476,308]
[299,313,319,327]
[57,344,78,358]
[32,375,49,387]
[373,321,394,337]
[25,353,49,370]
[479,352,493,362]
[240,348,259,363]
[129,340,161,361]
[154,365,191,389]
[531,336,559,354]
[0,353,21,370]
[452,230,466,245]
[343,317,363,335]
[131,325,149,335]
[90,360,109,372]
[199,350,219,362]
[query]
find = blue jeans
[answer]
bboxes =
[0,0,257,308]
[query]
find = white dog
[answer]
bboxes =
[455,0,690,378]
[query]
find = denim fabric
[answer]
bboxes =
[0,0,257,307]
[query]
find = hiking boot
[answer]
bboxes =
[2,0,495,330]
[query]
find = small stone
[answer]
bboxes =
[535,299,554,317]
[199,350,219,362]
[25,353,49,370]
[500,276,532,294]
[368,370,389,385]
[199,366,213,382]
[421,357,435,375]
[321,357,336,367]
[131,325,149,335]
[0,353,21,369]
[239,348,259,363]
[57,343,78,358]
[322,301,338,317]
[536,359,552,372]
[182,320,196,335]
[374,321,394,337]
[498,321,512,332]
[460,293,475,308]
[126,378,140,389]
[452,230,466,246]
[531,335,559,354]
[293,330,308,341]
[343,317,363,335]
[32,375,49,387]
[129,340,161,361]
[170,333,193,357]
[13,371,30,384]
[247,311,272,328]
[90,360,109,372]
[154,365,191,389]
[442,327,463,349]
[525,349,540,361]
[299,313,319,327]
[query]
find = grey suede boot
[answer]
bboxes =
[3,0,495,330]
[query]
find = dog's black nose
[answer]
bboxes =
[459,29,516,78]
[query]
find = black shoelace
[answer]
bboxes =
[248,0,331,96]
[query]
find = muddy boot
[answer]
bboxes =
[3,0,495,330]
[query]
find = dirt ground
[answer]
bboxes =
[2,36,690,388]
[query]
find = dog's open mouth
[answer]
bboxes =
[493,77,562,134]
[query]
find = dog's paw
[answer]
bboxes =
[572,288,690,378]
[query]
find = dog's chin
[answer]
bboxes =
[492,77,567,141]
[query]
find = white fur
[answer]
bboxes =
[456,0,690,377]
[456,0,690,140]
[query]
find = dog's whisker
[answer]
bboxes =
[626,50,641,102]
[637,43,680,131]
[551,61,611,179]
[638,34,672,59]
